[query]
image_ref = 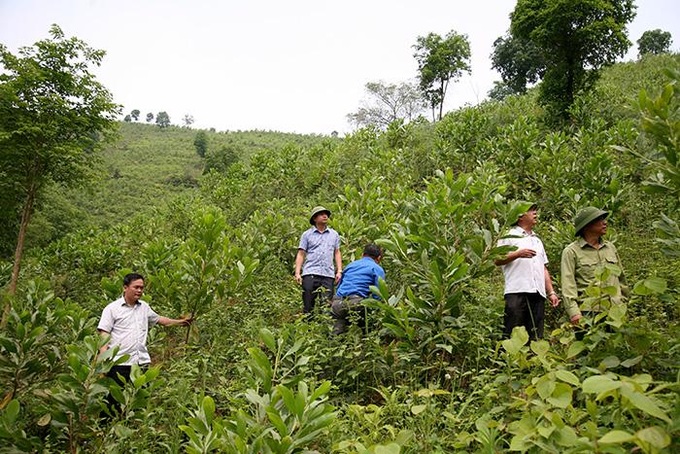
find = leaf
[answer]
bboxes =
[566,341,585,358]
[598,430,634,444]
[633,277,667,295]
[259,328,276,353]
[374,444,401,454]
[582,375,620,395]
[635,426,670,449]
[547,383,572,409]
[620,355,643,368]
[555,370,580,386]
[530,340,549,357]
[620,387,671,423]
[410,404,427,415]
[3,400,20,424]
[37,413,51,426]
[599,356,620,370]
[502,326,529,355]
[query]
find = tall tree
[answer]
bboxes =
[130,109,140,121]
[0,25,119,323]
[146,112,154,122]
[194,130,208,157]
[511,0,636,122]
[637,29,673,58]
[413,31,471,121]
[182,114,194,127]
[347,80,427,129]
[490,34,545,95]
[156,111,171,128]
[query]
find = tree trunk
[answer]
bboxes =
[1,187,35,328]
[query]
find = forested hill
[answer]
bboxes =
[22,124,333,251]
[2,53,679,452]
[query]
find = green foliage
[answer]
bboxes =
[156,111,171,128]
[511,0,636,122]
[2,47,679,453]
[193,130,208,157]
[637,29,673,58]
[413,30,471,120]
[0,24,120,303]
[180,328,336,453]
[491,34,545,95]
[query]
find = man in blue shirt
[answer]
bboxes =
[331,243,385,334]
[294,206,343,316]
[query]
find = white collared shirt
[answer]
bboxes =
[97,297,160,365]
[498,226,548,296]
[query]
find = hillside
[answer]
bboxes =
[24,123,333,250]
[2,54,679,453]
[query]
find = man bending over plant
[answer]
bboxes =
[331,243,385,335]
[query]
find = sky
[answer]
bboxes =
[1,0,679,135]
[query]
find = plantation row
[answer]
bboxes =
[1,54,679,452]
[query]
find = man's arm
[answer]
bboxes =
[560,247,582,324]
[98,329,110,355]
[158,316,192,327]
[294,249,306,284]
[334,248,342,284]
[544,266,560,307]
[494,248,537,266]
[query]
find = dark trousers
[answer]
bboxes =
[302,274,334,314]
[503,292,545,340]
[104,364,147,416]
[331,295,365,334]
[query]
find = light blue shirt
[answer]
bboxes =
[298,227,340,278]
[336,257,385,298]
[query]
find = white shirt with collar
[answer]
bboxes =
[497,225,548,297]
[97,297,160,365]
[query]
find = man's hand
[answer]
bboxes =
[294,272,302,285]
[548,292,560,307]
[570,313,582,325]
[335,270,342,285]
[514,248,537,259]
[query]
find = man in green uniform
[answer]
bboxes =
[561,207,629,328]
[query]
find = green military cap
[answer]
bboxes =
[574,206,608,236]
[309,206,331,225]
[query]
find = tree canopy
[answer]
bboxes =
[347,81,426,129]
[637,29,673,58]
[0,24,119,321]
[511,0,636,121]
[156,111,171,128]
[490,34,545,95]
[413,30,471,121]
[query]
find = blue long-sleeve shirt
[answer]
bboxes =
[335,257,385,298]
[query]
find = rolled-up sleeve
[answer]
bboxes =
[560,247,581,319]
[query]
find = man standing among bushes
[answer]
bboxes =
[561,207,629,329]
[294,206,342,316]
[331,243,385,334]
[495,203,560,339]
[98,273,192,386]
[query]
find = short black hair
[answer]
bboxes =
[123,273,145,286]
[363,243,382,259]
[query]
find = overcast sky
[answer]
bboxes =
[1,0,678,135]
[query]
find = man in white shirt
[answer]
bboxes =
[495,204,560,339]
[98,273,191,386]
